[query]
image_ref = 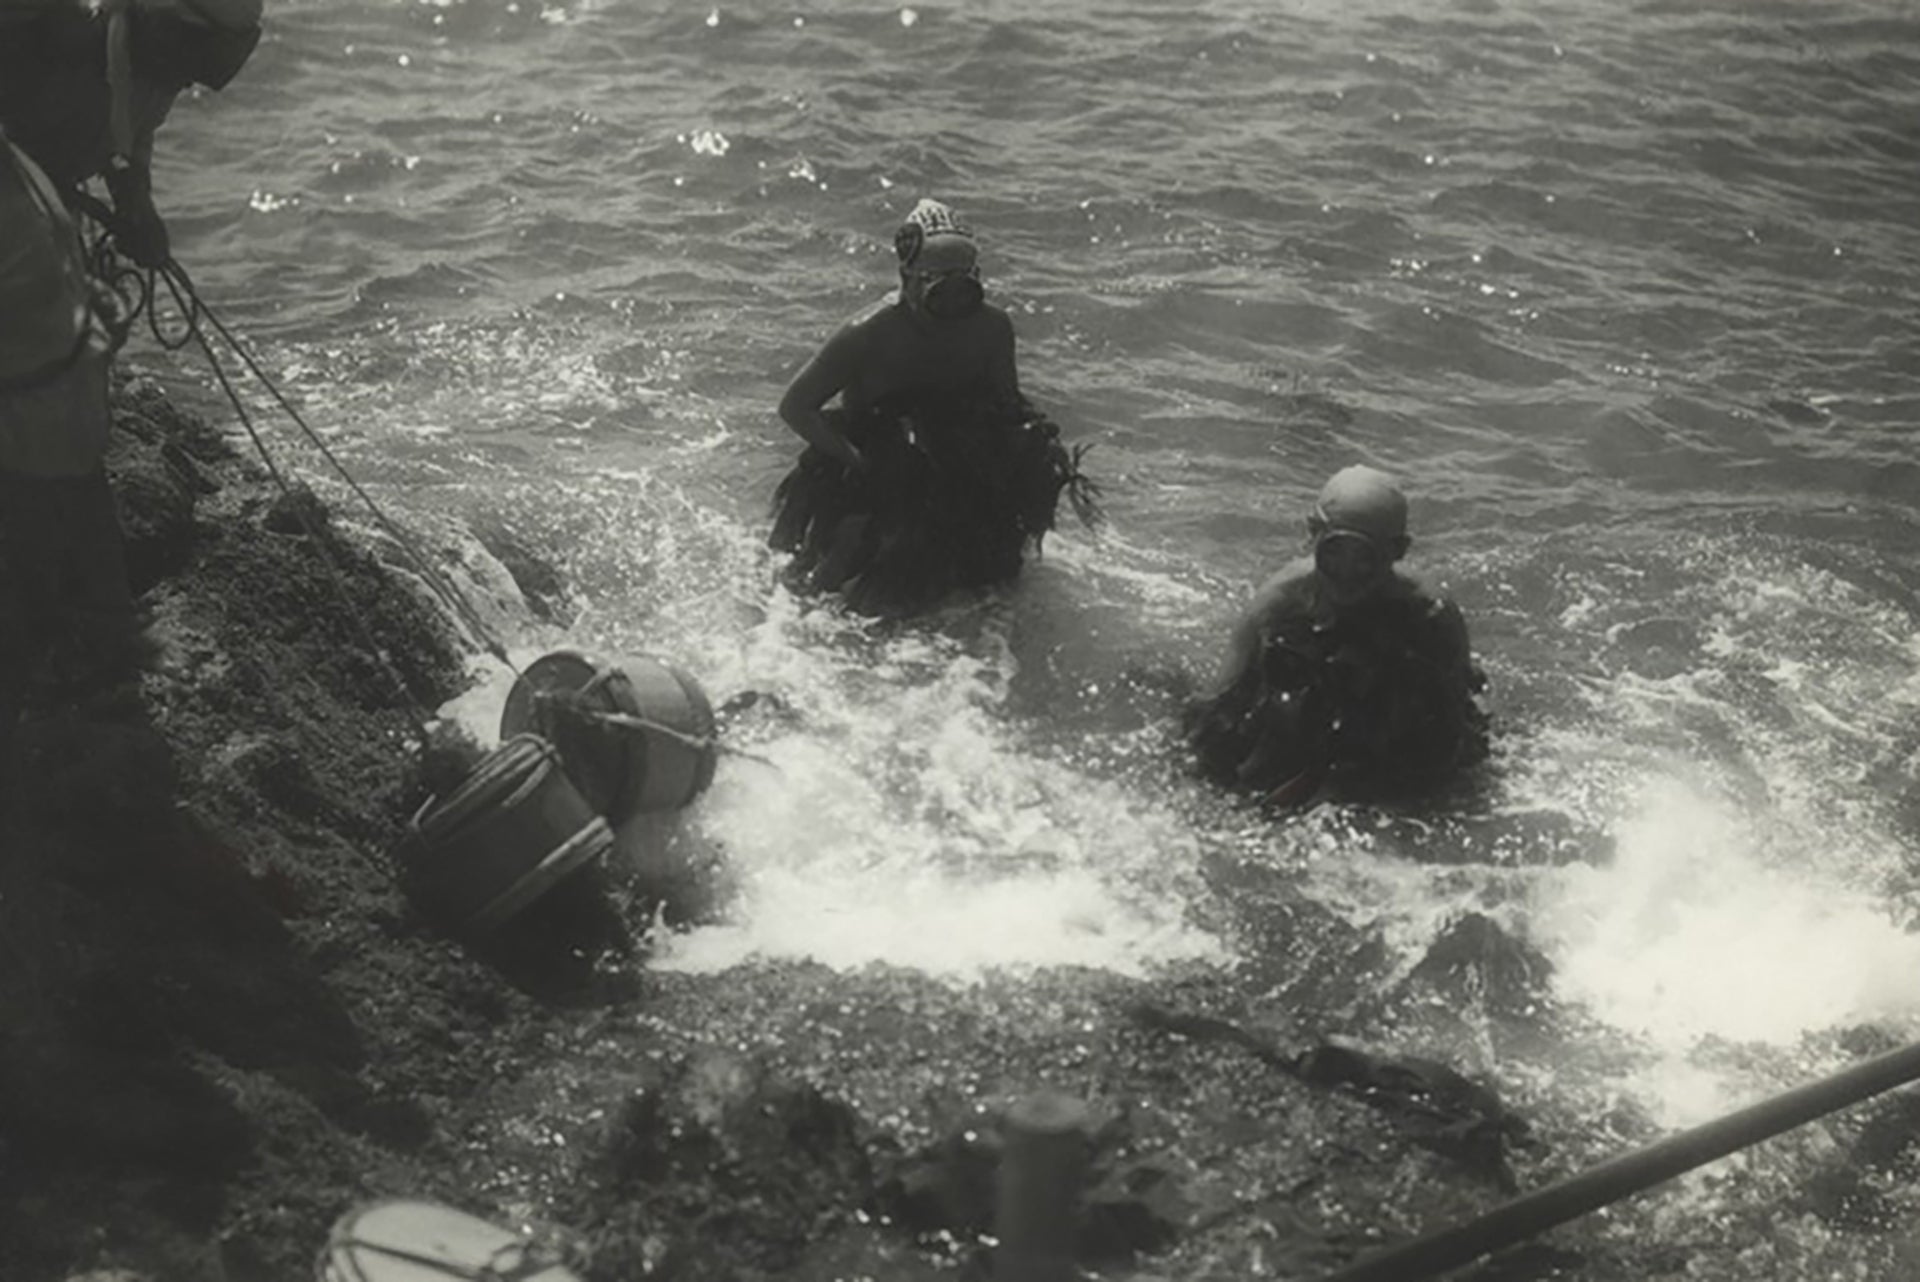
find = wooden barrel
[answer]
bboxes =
[317,1198,581,1282]
[498,649,718,824]
[401,734,612,934]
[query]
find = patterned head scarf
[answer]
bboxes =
[893,197,976,269]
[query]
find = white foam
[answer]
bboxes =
[649,607,1226,980]
[1535,779,1920,1050]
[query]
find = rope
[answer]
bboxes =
[73,196,515,672]
[79,207,762,791]
[574,705,778,771]
[68,202,524,753]
[328,1228,571,1281]
[190,307,435,750]
[182,265,517,667]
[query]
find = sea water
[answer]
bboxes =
[146,0,1920,1274]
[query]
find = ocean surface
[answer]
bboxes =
[142,0,1920,1275]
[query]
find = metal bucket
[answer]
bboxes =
[401,734,612,934]
[498,649,718,825]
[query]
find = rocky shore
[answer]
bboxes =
[2,382,1906,1282]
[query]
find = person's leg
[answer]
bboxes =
[0,461,146,707]
[58,466,142,667]
[0,471,58,811]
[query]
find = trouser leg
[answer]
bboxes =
[53,467,137,644]
[0,493,46,814]
[0,466,138,698]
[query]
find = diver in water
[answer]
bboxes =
[1184,464,1489,808]
[769,197,1097,617]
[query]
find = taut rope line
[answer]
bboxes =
[75,198,520,679]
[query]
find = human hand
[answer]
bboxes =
[118,205,171,269]
[103,161,171,269]
[86,278,136,352]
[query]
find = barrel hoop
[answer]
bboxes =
[411,736,555,841]
[462,816,613,934]
[492,739,559,813]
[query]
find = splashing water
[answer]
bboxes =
[1538,778,1920,1055]
[655,599,1226,978]
[436,504,1227,982]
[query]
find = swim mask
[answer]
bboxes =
[1312,529,1388,593]
[917,265,983,319]
[1307,465,1406,600]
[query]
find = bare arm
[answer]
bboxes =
[777,325,868,471]
[986,309,1032,417]
[101,80,180,268]
[1429,596,1485,693]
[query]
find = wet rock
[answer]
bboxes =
[875,1108,1000,1236]
[563,1050,872,1282]
[108,438,198,593]
[472,518,572,624]
[216,731,351,828]
[197,491,467,716]
[1296,1039,1535,1191]
[262,482,333,538]
[0,382,494,1282]
[160,439,222,496]
[1458,1241,1589,1280]
[1803,1088,1920,1230]
[874,1102,1185,1269]
[1127,1001,1535,1192]
[1399,911,1556,1020]
[1081,1150,1186,1262]
[354,506,552,654]
[1836,1023,1904,1060]
[117,378,238,465]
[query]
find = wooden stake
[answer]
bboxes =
[995,1091,1093,1282]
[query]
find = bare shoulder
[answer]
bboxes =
[845,294,905,333]
[813,298,900,361]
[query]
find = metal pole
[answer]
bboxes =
[994,1091,1093,1282]
[1323,1040,1920,1282]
